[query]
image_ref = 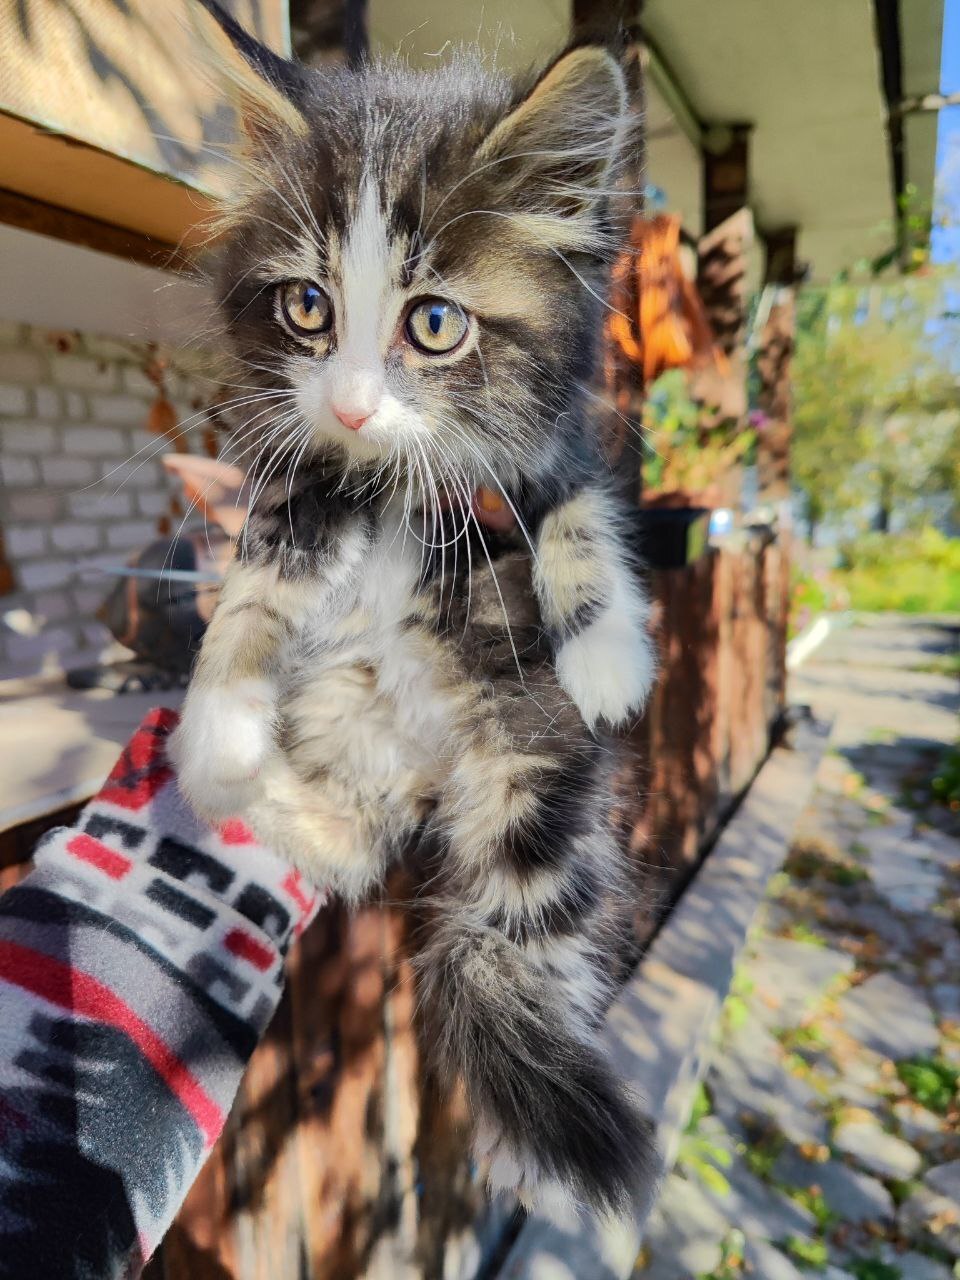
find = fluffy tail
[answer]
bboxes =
[417,917,658,1214]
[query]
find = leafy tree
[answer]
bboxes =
[791,274,960,542]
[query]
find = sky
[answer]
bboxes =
[932,0,960,262]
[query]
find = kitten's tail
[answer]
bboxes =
[416,915,658,1215]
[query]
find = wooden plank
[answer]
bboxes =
[0,184,184,271]
[0,680,183,836]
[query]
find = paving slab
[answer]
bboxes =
[747,935,854,1030]
[899,1185,960,1259]
[743,1239,807,1280]
[773,1149,895,1224]
[638,1174,729,1279]
[626,618,957,1280]
[836,973,940,1060]
[834,1118,923,1181]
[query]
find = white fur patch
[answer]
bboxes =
[555,553,656,729]
[170,679,276,819]
[556,609,655,729]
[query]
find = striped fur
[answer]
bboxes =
[175,3,657,1214]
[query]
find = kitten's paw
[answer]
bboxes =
[170,681,276,818]
[556,615,656,729]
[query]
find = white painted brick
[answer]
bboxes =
[40,456,97,486]
[64,391,88,419]
[88,394,149,426]
[0,321,24,346]
[0,385,29,416]
[81,552,132,574]
[4,525,47,558]
[106,520,157,549]
[51,522,102,553]
[51,355,116,391]
[7,491,63,521]
[33,387,63,419]
[121,365,158,397]
[0,423,56,453]
[105,461,165,490]
[68,491,133,520]
[80,620,112,649]
[82,336,136,362]
[137,490,174,518]
[0,455,39,486]
[17,559,74,591]
[63,425,125,455]
[0,350,44,383]
[7,627,78,666]
[130,429,159,451]
[34,591,75,623]
[73,585,110,616]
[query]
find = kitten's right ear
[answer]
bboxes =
[477,45,629,212]
[189,0,308,148]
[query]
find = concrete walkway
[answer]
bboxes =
[635,614,960,1280]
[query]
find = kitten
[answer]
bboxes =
[173,0,657,1213]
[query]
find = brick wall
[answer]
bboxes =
[0,322,215,678]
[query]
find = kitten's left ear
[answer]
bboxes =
[189,0,308,148]
[477,45,629,211]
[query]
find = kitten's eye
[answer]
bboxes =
[278,280,332,336]
[405,298,469,354]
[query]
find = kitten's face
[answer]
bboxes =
[205,22,628,502]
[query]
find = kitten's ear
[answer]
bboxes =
[477,46,629,211]
[189,0,308,148]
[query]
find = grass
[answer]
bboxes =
[930,740,960,813]
[741,1130,784,1183]
[697,1230,746,1280]
[784,1235,829,1269]
[787,1185,837,1233]
[786,841,870,887]
[781,921,828,947]
[791,529,960,624]
[896,1057,959,1114]
[836,529,960,613]
[911,651,960,678]
[848,1262,902,1280]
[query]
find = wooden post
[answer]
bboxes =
[755,228,798,504]
[702,123,751,234]
[290,0,368,68]
[691,207,752,432]
[574,0,648,502]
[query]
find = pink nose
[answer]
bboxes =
[334,408,371,432]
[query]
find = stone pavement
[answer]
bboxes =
[634,615,960,1280]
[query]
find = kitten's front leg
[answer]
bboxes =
[171,562,301,819]
[533,483,656,729]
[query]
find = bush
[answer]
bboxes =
[836,528,960,613]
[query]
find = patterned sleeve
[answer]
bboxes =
[0,708,323,1280]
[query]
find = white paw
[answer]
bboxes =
[556,614,656,729]
[170,681,276,818]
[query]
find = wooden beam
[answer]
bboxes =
[573,0,638,45]
[0,186,184,272]
[756,228,798,503]
[702,123,751,235]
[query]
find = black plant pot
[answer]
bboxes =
[632,506,712,570]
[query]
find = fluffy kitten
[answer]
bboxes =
[174,0,657,1213]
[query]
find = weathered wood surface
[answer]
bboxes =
[7,540,787,1280]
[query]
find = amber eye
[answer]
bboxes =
[405,298,469,354]
[278,280,332,336]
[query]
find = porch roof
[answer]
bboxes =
[369,0,946,282]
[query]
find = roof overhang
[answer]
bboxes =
[642,0,944,280]
[0,0,288,256]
